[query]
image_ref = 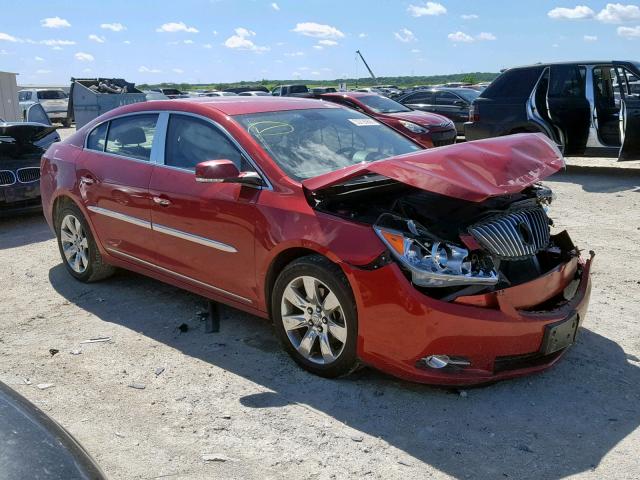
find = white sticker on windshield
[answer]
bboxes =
[348,118,380,126]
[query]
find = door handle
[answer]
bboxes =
[79,175,95,185]
[152,196,172,207]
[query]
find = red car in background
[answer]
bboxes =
[320,91,457,148]
[40,97,592,386]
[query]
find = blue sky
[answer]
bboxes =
[1,1,640,85]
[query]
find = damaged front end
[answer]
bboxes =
[314,178,579,302]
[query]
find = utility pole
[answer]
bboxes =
[356,50,377,84]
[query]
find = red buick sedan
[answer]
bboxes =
[320,91,457,148]
[40,97,592,385]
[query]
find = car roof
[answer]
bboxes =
[124,97,339,116]
[322,91,377,99]
[508,60,634,70]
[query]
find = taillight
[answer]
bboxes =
[469,104,480,122]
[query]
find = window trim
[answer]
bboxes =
[83,110,272,190]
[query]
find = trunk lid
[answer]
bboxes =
[302,133,564,203]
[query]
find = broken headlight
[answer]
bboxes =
[374,215,498,288]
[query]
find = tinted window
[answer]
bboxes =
[549,66,586,98]
[357,95,411,113]
[87,123,108,152]
[235,108,421,180]
[435,92,460,106]
[36,90,67,100]
[402,92,433,104]
[165,114,250,171]
[482,67,544,99]
[18,91,27,101]
[289,85,308,94]
[105,114,158,161]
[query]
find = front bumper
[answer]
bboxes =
[346,253,593,386]
[0,183,42,216]
[45,110,68,120]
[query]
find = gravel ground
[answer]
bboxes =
[1,131,639,479]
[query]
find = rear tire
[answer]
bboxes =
[272,255,358,378]
[55,203,115,282]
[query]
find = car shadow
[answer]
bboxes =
[48,264,640,480]
[0,212,54,250]
[551,169,640,194]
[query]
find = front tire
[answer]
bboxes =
[272,255,358,378]
[55,203,115,282]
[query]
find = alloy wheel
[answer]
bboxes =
[280,275,348,365]
[60,214,89,274]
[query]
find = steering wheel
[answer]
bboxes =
[336,147,358,159]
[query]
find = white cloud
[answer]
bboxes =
[0,32,20,42]
[41,17,71,28]
[313,45,323,50]
[41,39,76,46]
[139,66,162,73]
[408,1,447,17]
[203,43,213,48]
[394,28,417,42]
[584,34,598,41]
[284,51,304,56]
[156,22,199,33]
[101,22,126,32]
[0,49,9,55]
[52,46,62,50]
[358,32,368,38]
[548,6,595,20]
[172,68,184,74]
[74,52,94,62]
[411,48,421,53]
[36,69,51,74]
[82,68,92,73]
[476,32,497,41]
[597,3,640,23]
[123,40,131,44]
[448,31,474,42]
[318,39,338,46]
[292,22,344,38]
[223,27,269,52]
[271,2,280,10]
[618,25,640,37]
[461,14,479,20]
[35,56,44,61]
[88,34,106,43]
[183,39,194,44]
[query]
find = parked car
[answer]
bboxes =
[150,88,189,99]
[238,91,271,96]
[0,381,106,480]
[201,91,238,97]
[18,88,71,127]
[395,87,480,135]
[225,86,270,94]
[310,87,337,95]
[321,91,456,148]
[1,104,60,216]
[271,84,312,97]
[464,61,640,160]
[41,97,592,386]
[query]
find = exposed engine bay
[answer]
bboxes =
[308,176,579,301]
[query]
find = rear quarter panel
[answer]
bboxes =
[40,143,82,230]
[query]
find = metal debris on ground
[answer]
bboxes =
[70,349,82,355]
[202,453,232,462]
[155,367,165,376]
[49,348,59,356]
[80,336,112,344]
[37,383,54,390]
[128,383,146,390]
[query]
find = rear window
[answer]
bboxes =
[481,67,544,99]
[37,90,67,100]
[289,85,308,94]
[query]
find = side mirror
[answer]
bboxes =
[195,159,264,187]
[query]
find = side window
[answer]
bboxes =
[105,114,158,161]
[404,92,432,103]
[86,122,109,152]
[549,66,586,98]
[615,67,640,97]
[165,114,253,172]
[24,91,33,101]
[18,92,26,101]
[435,92,459,105]
[483,67,545,99]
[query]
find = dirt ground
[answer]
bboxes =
[1,146,640,479]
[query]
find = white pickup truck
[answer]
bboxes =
[18,89,71,127]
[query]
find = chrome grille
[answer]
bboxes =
[16,167,40,183]
[0,170,16,186]
[469,207,550,260]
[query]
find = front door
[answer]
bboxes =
[547,64,590,155]
[614,62,640,161]
[76,113,159,263]
[148,113,262,305]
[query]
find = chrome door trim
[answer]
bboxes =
[88,205,238,253]
[153,223,238,253]
[105,247,252,304]
[87,206,152,229]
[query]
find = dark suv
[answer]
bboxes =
[465,61,640,160]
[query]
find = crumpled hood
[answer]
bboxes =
[302,133,565,203]
[383,110,452,127]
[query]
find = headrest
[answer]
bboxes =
[115,126,146,145]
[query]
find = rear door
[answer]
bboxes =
[399,91,435,112]
[614,62,640,161]
[148,113,263,305]
[547,64,590,155]
[434,91,468,130]
[76,113,159,263]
